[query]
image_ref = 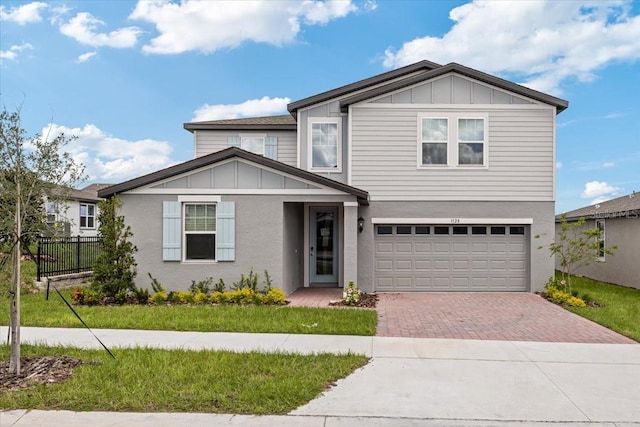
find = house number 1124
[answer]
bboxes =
[450,218,460,223]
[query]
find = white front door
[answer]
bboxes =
[309,207,338,284]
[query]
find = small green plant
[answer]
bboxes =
[148,272,165,293]
[189,277,213,294]
[232,268,259,291]
[135,288,150,305]
[342,281,360,306]
[544,277,587,307]
[213,279,226,293]
[262,269,273,293]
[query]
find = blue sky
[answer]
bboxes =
[1,0,639,213]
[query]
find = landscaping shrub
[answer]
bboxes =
[544,277,587,308]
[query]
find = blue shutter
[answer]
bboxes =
[162,201,181,261]
[264,136,278,160]
[228,136,240,148]
[217,201,235,261]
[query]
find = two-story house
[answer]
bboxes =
[45,184,110,237]
[99,60,567,294]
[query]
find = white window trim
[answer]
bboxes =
[307,117,342,173]
[182,202,217,263]
[417,113,488,169]
[79,203,96,229]
[239,133,266,156]
[596,219,606,261]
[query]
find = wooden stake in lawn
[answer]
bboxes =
[0,107,85,376]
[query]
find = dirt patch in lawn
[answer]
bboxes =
[0,356,89,393]
[329,293,378,308]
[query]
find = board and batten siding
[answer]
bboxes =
[194,130,297,166]
[350,105,555,201]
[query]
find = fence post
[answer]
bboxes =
[76,235,81,274]
[37,236,42,282]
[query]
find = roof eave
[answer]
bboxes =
[183,123,297,132]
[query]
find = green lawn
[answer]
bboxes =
[1,288,378,336]
[0,344,368,414]
[559,273,640,342]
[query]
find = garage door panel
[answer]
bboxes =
[374,224,528,292]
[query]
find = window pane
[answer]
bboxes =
[472,226,487,235]
[452,226,468,235]
[241,137,264,155]
[377,226,392,235]
[458,143,484,165]
[88,205,95,215]
[80,217,86,227]
[491,226,506,235]
[510,226,525,235]
[422,143,447,165]
[415,226,430,234]
[186,234,216,260]
[311,123,338,168]
[185,204,216,232]
[80,205,87,216]
[396,226,412,234]
[434,226,449,235]
[458,119,484,141]
[87,217,94,228]
[422,118,447,141]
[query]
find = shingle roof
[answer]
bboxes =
[559,192,640,221]
[98,147,369,204]
[184,115,297,132]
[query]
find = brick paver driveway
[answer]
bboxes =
[376,293,636,344]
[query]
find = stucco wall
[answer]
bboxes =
[555,217,640,289]
[120,194,285,292]
[357,201,555,293]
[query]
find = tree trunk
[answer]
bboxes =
[9,179,21,375]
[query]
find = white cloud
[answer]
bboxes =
[555,161,563,169]
[582,180,621,204]
[192,96,291,122]
[75,51,97,63]
[602,162,615,168]
[0,43,33,61]
[49,5,72,25]
[42,123,177,182]
[60,12,141,48]
[0,1,47,25]
[129,0,369,54]
[383,0,640,94]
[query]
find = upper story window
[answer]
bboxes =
[309,118,341,172]
[418,114,487,168]
[80,203,95,228]
[184,203,216,261]
[241,136,265,155]
[46,202,59,224]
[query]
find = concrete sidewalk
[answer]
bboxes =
[2,327,639,426]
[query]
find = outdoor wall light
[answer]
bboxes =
[358,217,365,233]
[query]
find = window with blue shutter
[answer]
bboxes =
[216,201,235,261]
[162,201,181,261]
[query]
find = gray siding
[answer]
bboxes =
[350,106,555,201]
[555,217,640,290]
[283,203,304,294]
[195,130,297,166]
[370,75,535,106]
[151,160,320,190]
[356,201,554,293]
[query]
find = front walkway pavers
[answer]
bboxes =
[376,293,636,343]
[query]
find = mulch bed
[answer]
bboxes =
[328,292,378,308]
[0,356,88,393]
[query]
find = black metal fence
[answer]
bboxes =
[37,235,102,281]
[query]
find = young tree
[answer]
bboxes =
[91,196,138,299]
[550,214,617,294]
[0,107,85,375]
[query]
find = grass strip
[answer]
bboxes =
[0,344,368,414]
[559,273,640,342]
[2,289,378,336]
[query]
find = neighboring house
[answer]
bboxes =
[556,192,640,290]
[46,184,110,237]
[99,60,568,294]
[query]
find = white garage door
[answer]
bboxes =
[374,224,528,292]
